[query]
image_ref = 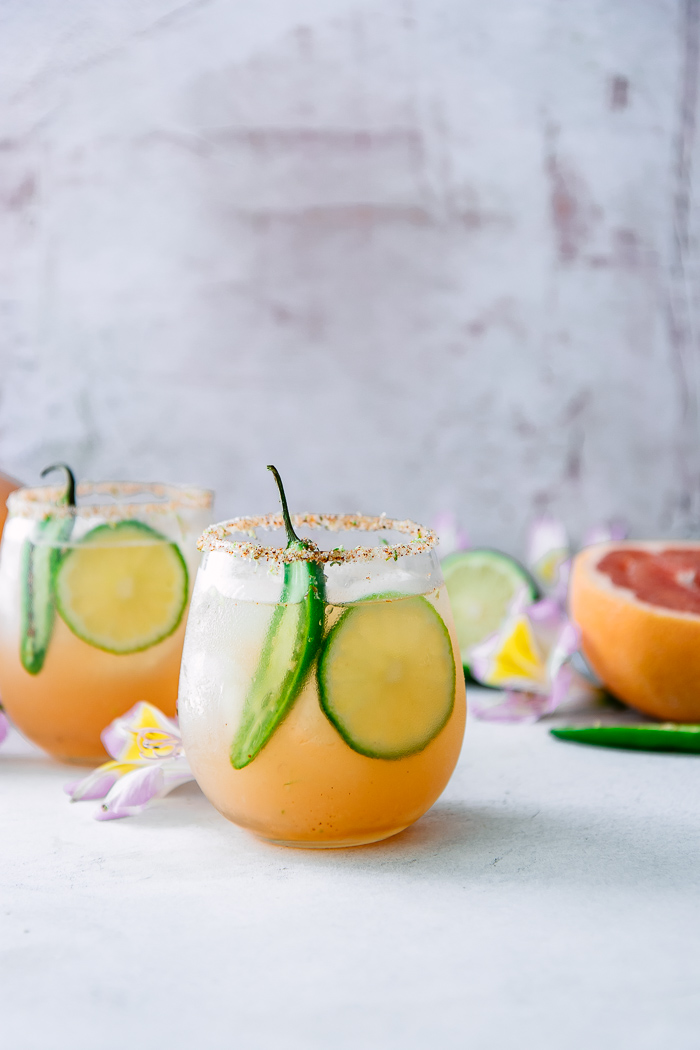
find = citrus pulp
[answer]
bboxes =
[570,541,700,721]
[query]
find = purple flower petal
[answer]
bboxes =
[547,662,575,713]
[527,515,569,563]
[528,597,567,631]
[96,764,165,821]
[471,658,599,723]
[527,515,570,593]
[65,762,138,801]
[470,689,556,723]
[553,662,603,709]
[469,594,591,722]
[549,557,571,608]
[608,519,629,542]
[433,511,470,557]
[547,621,581,680]
[582,519,629,546]
[100,720,130,761]
[159,756,195,794]
[469,633,509,687]
[93,756,195,820]
[570,648,602,686]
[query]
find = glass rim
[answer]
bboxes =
[7,480,214,520]
[198,513,438,564]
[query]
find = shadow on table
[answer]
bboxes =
[8,730,694,895]
[77,771,698,894]
[281,798,699,892]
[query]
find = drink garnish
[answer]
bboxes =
[54,520,188,653]
[20,463,76,674]
[317,595,456,758]
[229,466,326,769]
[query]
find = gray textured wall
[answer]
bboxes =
[1,0,699,553]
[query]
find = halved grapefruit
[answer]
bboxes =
[570,541,700,721]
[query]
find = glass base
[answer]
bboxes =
[255,826,410,849]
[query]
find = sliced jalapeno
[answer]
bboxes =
[20,464,76,675]
[229,466,325,769]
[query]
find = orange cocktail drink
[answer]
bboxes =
[178,467,466,847]
[0,472,212,762]
[0,470,21,539]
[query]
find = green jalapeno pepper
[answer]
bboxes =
[20,463,76,675]
[550,724,700,754]
[229,465,325,769]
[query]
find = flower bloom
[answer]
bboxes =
[65,701,195,820]
[527,515,628,606]
[433,511,625,722]
[432,511,470,558]
[464,515,624,721]
[527,515,571,597]
[468,591,601,722]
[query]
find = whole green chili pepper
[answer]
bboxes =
[550,724,700,754]
[229,465,325,769]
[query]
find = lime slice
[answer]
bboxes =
[441,549,538,667]
[318,595,456,759]
[55,520,189,654]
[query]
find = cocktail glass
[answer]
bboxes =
[178,471,466,847]
[0,470,21,539]
[0,473,213,762]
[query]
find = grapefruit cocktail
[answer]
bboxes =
[0,470,21,539]
[178,467,466,847]
[0,468,212,761]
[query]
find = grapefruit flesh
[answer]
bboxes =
[571,542,700,721]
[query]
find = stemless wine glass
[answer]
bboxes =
[178,512,467,847]
[0,470,21,539]
[0,479,213,762]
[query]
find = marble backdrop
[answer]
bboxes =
[1,0,699,553]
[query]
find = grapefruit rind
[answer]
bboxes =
[571,541,700,722]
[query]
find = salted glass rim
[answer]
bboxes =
[7,480,213,520]
[198,513,438,564]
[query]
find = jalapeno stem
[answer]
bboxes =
[267,464,300,546]
[40,463,76,508]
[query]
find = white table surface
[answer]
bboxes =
[1,693,699,1050]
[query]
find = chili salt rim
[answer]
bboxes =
[198,513,438,564]
[7,481,213,521]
